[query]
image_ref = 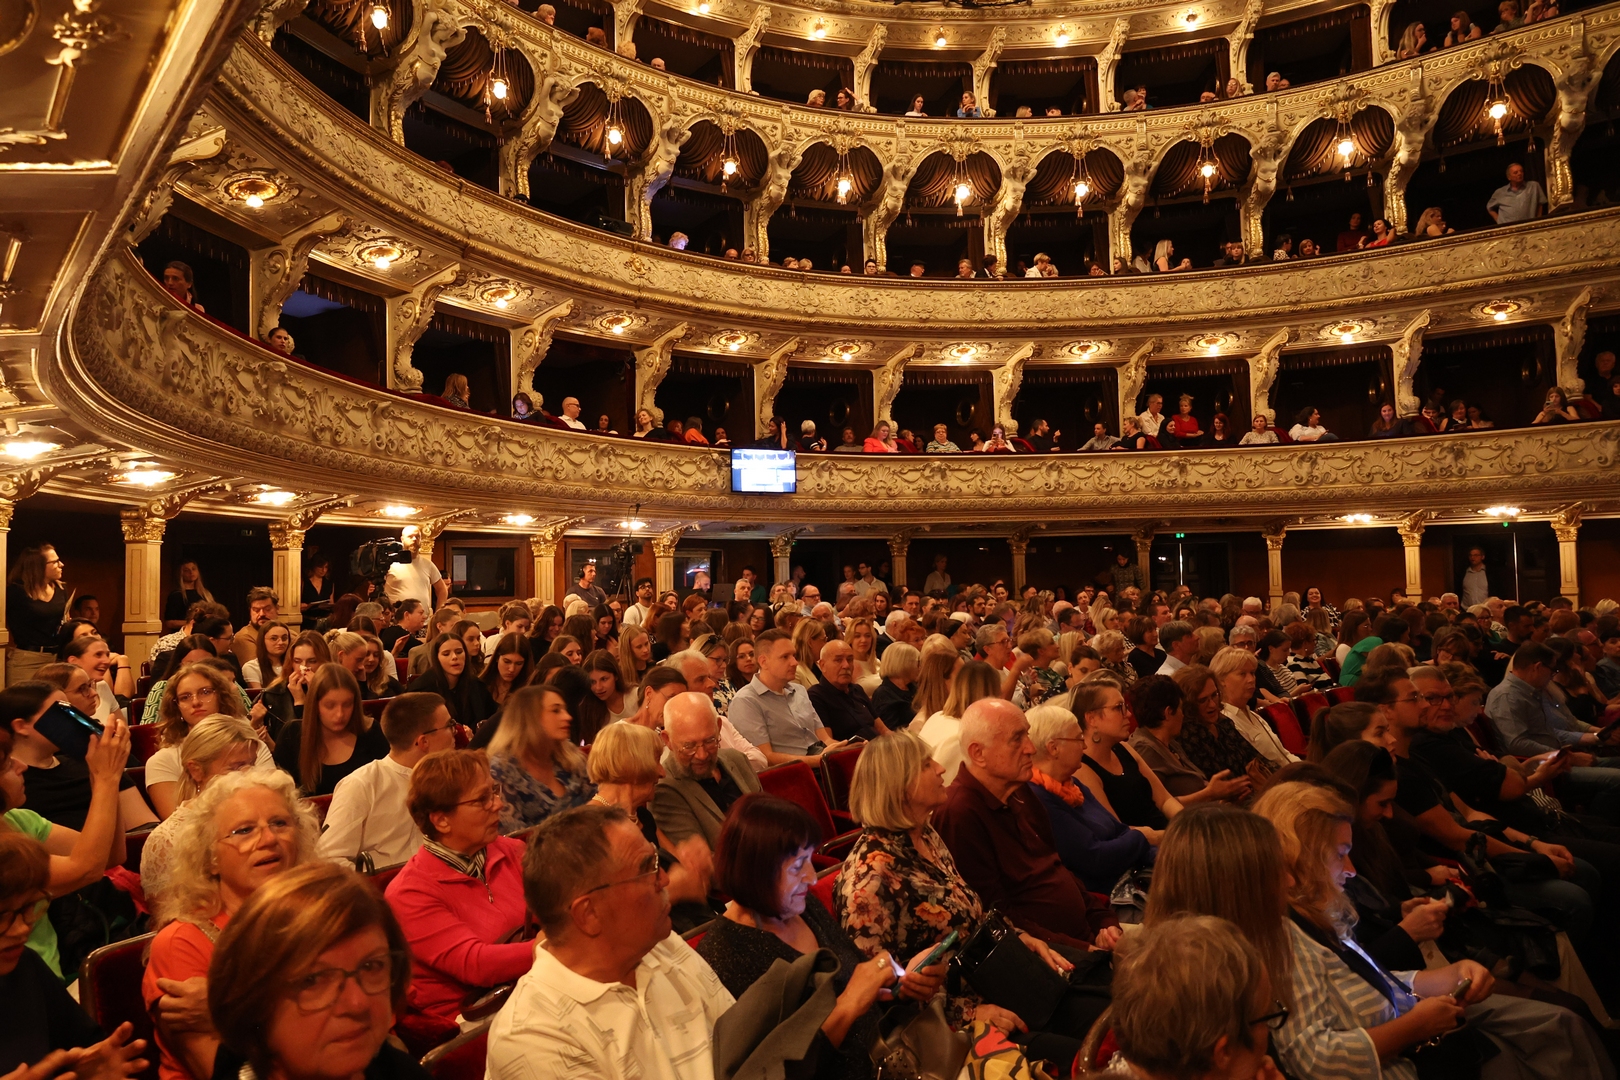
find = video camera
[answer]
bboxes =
[351,537,413,592]
[601,538,638,599]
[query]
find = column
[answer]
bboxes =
[888,529,915,592]
[0,500,11,685]
[269,523,305,630]
[1396,511,1428,602]
[1008,537,1029,595]
[528,518,580,607]
[1261,523,1287,613]
[1552,504,1583,604]
[1133,525,1154,584]
[653,525,690,595]
[770,529,801,588]
[120,509,166,666]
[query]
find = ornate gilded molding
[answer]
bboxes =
[529,516,584,557]
[1555,287,1592,395]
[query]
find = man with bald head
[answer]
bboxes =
[808,639,882,741]
[934,698,1122,953]
[653,692,762,848]
[662,651,768,772]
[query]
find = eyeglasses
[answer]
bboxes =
[455,787,503,810]
[288,952,399,1011]
[217,817,297,849]
[580,852,663,897]
[1418,692,1456,706]
[0,896,49,933]
[671,736,720,755]
[177,688,218,706]
[1249,1001,1289,1030]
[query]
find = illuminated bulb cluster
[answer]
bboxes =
[697,1,709,12]
[253,490,298,507]
[1488,99,1508,121]
[1073,179,1090,200]
[491,77,508,101]
[606,125,623,147]
[503,513,536,526]
[1055,26,1070,46]
[933,28,947,47]
[2,439,59,460]
[370,3,388,29]
[722,157,738,177]
[1198,161,1217,180]
[122,465,177,487]
[1483,505,1523,518]
[380,505,418,518]
[618,517,648,530]
[1337,137,1355,159]
[1340,513,1374,524]
[836,175,853,201]
[810,19,826,39]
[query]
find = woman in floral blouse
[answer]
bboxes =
[1169,664,1265,789]
[833,731,1109,1063]
[486,685,595,833]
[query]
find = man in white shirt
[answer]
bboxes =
[383,526,448,610]
[852,560,887,599]
[482,601,532,657]
[559,396,588,430]
[621,577,656,628]
[1137,393,1166,438]
[1460,546,1491,609]
[317,693,456,868]
[1155,621,1198,676]
[486,804,734,1080]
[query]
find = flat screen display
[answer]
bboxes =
[730,448,797,493]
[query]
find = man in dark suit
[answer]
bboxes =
[653,693,761,849]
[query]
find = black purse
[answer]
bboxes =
[951,912,1070,1030]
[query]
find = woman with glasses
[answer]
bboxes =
[384,749,534,1023]
[143,770,318,1080]
[139,717,264,901]
[209,862,420,1080]
[146,663,267,819]
[1071,681,1184,832]
[1027,703,1158,886]
[6,545,69,687]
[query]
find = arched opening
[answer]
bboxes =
[1131,134,1251,268]
[1114,39,1228,109]
[768,143,881,270]
[868,59,972,116]
[1004,147,1123,276]
[1570,55,1620,208]
[528,83,655,230]
[1246,6,1371,92]
[990,57,1100,118]
[653,121,769,255]
[629,15,735,86]
[402,29,537,191]
[1405,64,1556,232]
[886,150,1002,276]
[750,44,853,108]
[1264,107,1394,254]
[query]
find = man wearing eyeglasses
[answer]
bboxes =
[318,693,458,869]
[653,693,760,849]
[488,804,733,1080]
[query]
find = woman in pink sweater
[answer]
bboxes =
[385,749,535,1021]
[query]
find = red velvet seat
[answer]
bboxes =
[757,761,859,866]
[1328,686,1355,705]
[129,724,161,766]
[79,932,159,1080]
[819,743,864,813]
[1294,691,1331,730]
[1262,703,1309,757]
[123,828,150,874]
[421,1025,488,1080]
[307,793,333,825]
[809,866,840,915]
[362,697,392,720]
[136,675,156,697]
[365,861,408,894]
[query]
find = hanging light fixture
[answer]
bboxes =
[952,174,971,217]
[1069,147,1092,218]
[718,124,741,192]
[485,44,512,124]
[369,2,389,29]
[355,0,391,54]
[1333,113,1359,182]
[1485,72,1511,146]
[1196,137,1218,203]
[831,145,855,204]
[603,93,625,160]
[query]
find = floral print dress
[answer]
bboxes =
[490,753,595,833]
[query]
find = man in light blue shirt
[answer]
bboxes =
[1486,640,1620,820]
[725,628,845,765]
[1487,163,1545,225]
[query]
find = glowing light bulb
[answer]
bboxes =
[492,77,508,100]
[3,439,58,459]
[1340,332,1355,344]
[606,126,623,147]
[244,193,264,208]
[1337,138,1354,158]
[1199,161,1216,179]
[1073,180,1090,200]
[840,350,853,361]
[836,176,852,200]
[697,1,709,11]
[810,20,826,39]
[1494,310,1508,321]
[373,255,393,270]
[954,181,971,202]
[1055,29,1069,46]
[494,297,508,309]
[1488,100,1508,121]
[369,3,388,29]
[934,31,947,47]
[1184,11,1199,25]
[727,341,741,351]
[611,323,625,334]
[722,158,738,177]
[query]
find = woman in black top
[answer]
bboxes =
[270,664,388,796]
[405,632,495,729]
[1072,682,1183,831]
[7,545,69,682]
[868,643,920,733]
[300,555,334,615]
[696,795,943,1080]
[160,559,213,631]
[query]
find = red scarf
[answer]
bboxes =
[1031,767,1085,807]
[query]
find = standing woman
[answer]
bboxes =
[406,631,495,730]
[575,649,638,741]
[845,619,879,680]
[145,664,269,819]
[162,559,214,632]
[487,685,595,832]
[531,604,565,648]
[619,622,653,687]
[479,632,532,707]
[717,637,758,716]
[242,623,290,690]
[7,545,69,686]
[300,555,333,615]
[1165,394,1205,448]
[271,665,389,797]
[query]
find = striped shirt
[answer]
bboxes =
[1276,920,1419,1080]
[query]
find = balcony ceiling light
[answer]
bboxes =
[121,465,176,487]
[252,489,298,506]
[503,513,536,526]
[1482,505,1523,518]
[380,504,418,518]
[2,438,59,460]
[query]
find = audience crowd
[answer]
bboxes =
[7,537,1620,1080]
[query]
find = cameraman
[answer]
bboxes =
[383,526,448,611]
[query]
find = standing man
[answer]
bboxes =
[622,577,656,628]
[574,560,608,609]
[1460,547,1490,609]
[384,526,448,611]
[1110,551,1144,597]
[1486,163,1546,224]
[853,561,887,599]
[230,587,280,666]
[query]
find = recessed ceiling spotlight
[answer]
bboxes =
[253,490,298,507]
[2,439,59,460]
[1481,300,1521,322]
[380,504,418,518]
[933,28,948,47]
[359,242,406,271]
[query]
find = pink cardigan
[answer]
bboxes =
[385,835,534,1020]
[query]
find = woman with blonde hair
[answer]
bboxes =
[440,373,471,408]
[908,644,960,726]
[916,659,1002,783]
[845,617,879,680]
[146,662,265,819]
[358,632,402,697]
[1211,646,1298,771]
[142,769,318,1080]
[488,684,594,832]
[792,616,827,688]
[619,622,653,686]
[1090,628,1137,687]
[1254,782,1607,1080]
[271,664,387,796]
[870,640,921,733]
[139,716,263,899]
[323,629,371,694]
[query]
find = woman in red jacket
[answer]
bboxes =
[385,749,534,1021]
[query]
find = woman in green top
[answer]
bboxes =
[0,681,130,978]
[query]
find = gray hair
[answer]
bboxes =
[664,649,712,680]
[1227,623,1258,644]
[800,420,817,433]
[522,803,632,935]
[1158,620,1193,648]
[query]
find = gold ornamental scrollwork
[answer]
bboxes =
[119,509,167,544]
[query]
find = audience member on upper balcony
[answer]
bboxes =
[617,40,636,60]
[1214,240,1248,267]
[796,420,826,452]
[757,416,789,450]
[740,247,757,263]
[982,253,1003,278]
[585,26,606,46]
[1533,387,1582,424]
[511,393,535,421]
[1026,418,1060,452]
[676,416,704,445]
[1398,21,1432,57]
[1272,235,1294,261]
[1119,416,1157,451]
[667,232,687,250]
[1493,0,1526,31]
[1154,240,1192,272]
[536,3,554,23]
[266,327,296,356]
[806,89,826,107]
[1165,395,1204,448]
[1368,402,1401,438]
[1412,207,1454,236]
[1289,406,1339,443]
[631,408,655,437]
[1239,414,1280,445]
[1527,0,1560,21]
[1045,106,1063,116]
[981,425,1016,453]
[925,424,960,453]
[1030,253,1059,277]
[904,94,926,117]
[1298,238,1320,257]
[1208,413,1234,446]
[1360,218,1394,247]
[957,91,983,118]
[1264,72,1290,92]
[440,374,471,410]
[1489,163,1546,224]
[832,427,861,453]
[1122,88,1145,111]
[161,261,204,313]
[1445,10,1483,44]
[1440,399,1473,431]
[863,423,899,453]
[955,259,974,280]
[908,260,925,278]
[1137,393,1167,438]
[1080,423,1119,452]
[1335,212,1367,251]
[557,396,587,429]
[835,87,856,111]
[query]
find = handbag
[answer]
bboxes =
[1108,868,1152,926]
[953,912,1070,1031]
[869,998,968,1080]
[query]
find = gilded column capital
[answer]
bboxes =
[1007,522,1044,556]
[267,523,306,550]
[120,509,167,544]
[1260,521,1288,551]
[1552,501,1584,543]
[283,496,355,533]
[1396,509,1430,546]
[416,509,478,549]
[0,499,13,530]
[888,527,921,558]
[769,527,804,559]
[528,516,583,559]
[653,524,693,558]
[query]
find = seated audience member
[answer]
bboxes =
[0,832,148,1077]
[869,641,920,733]
[1126,677,1253,804]
[1533,386,1582,424]
[1360,217,1394,247]
[697,793,934,1075]
[1253,782,1609,1080]
[916,659,1001,784]
[486,804,734,1079]
[1208,412,1235,445]
[146,664,268,819]
[58,636,126,721]
[1239,413,1279,445]
[585,26,607,46]
[807,89,826,107]
[140,717,263,900]
[957,91,983,117]
[833,427,863,452]
[654,691,763,848]
[1214,240,1248,267]
[862,422,899,453]
[205,863,422,1080]
[405,631,496,728]
[1071,682,1183,830]
[254,630,330,734]
[488,684,594,831]
[160,261,204,312]
[933,698,1123,951]
[1488,162,1546,224]
[1110,914,1284,1080]
[925,423,960,453]
[1284,623,1334,690]
[835,731,1115,1059]
[1153,240,1191,272]
[1485,641,1620,816]
[1288,405,1338,442]
[1,692,128,981]
[808,639,883,741]
[271,665,389,797]
[727,628,845,766]
[1298,238,1320,257]
[241,622,289,689]
[1117,415,1156,451]
[386,749,533,1022]
[1155,621,1198,677]
[440,374,472,410]
[798,420,827,452]
[1211,647,1298,770]
[1026,704,1157,885]
[1493,0,1525,30]
[1413,206,1454,237]
[316,693,457,869]
[512,393,538,422]
[143,771,317,1080]
[142,633,242,725]
[1336,211,1368,250]
[1079,422,1120,451]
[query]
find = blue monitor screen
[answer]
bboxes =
[730,448,797,493]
